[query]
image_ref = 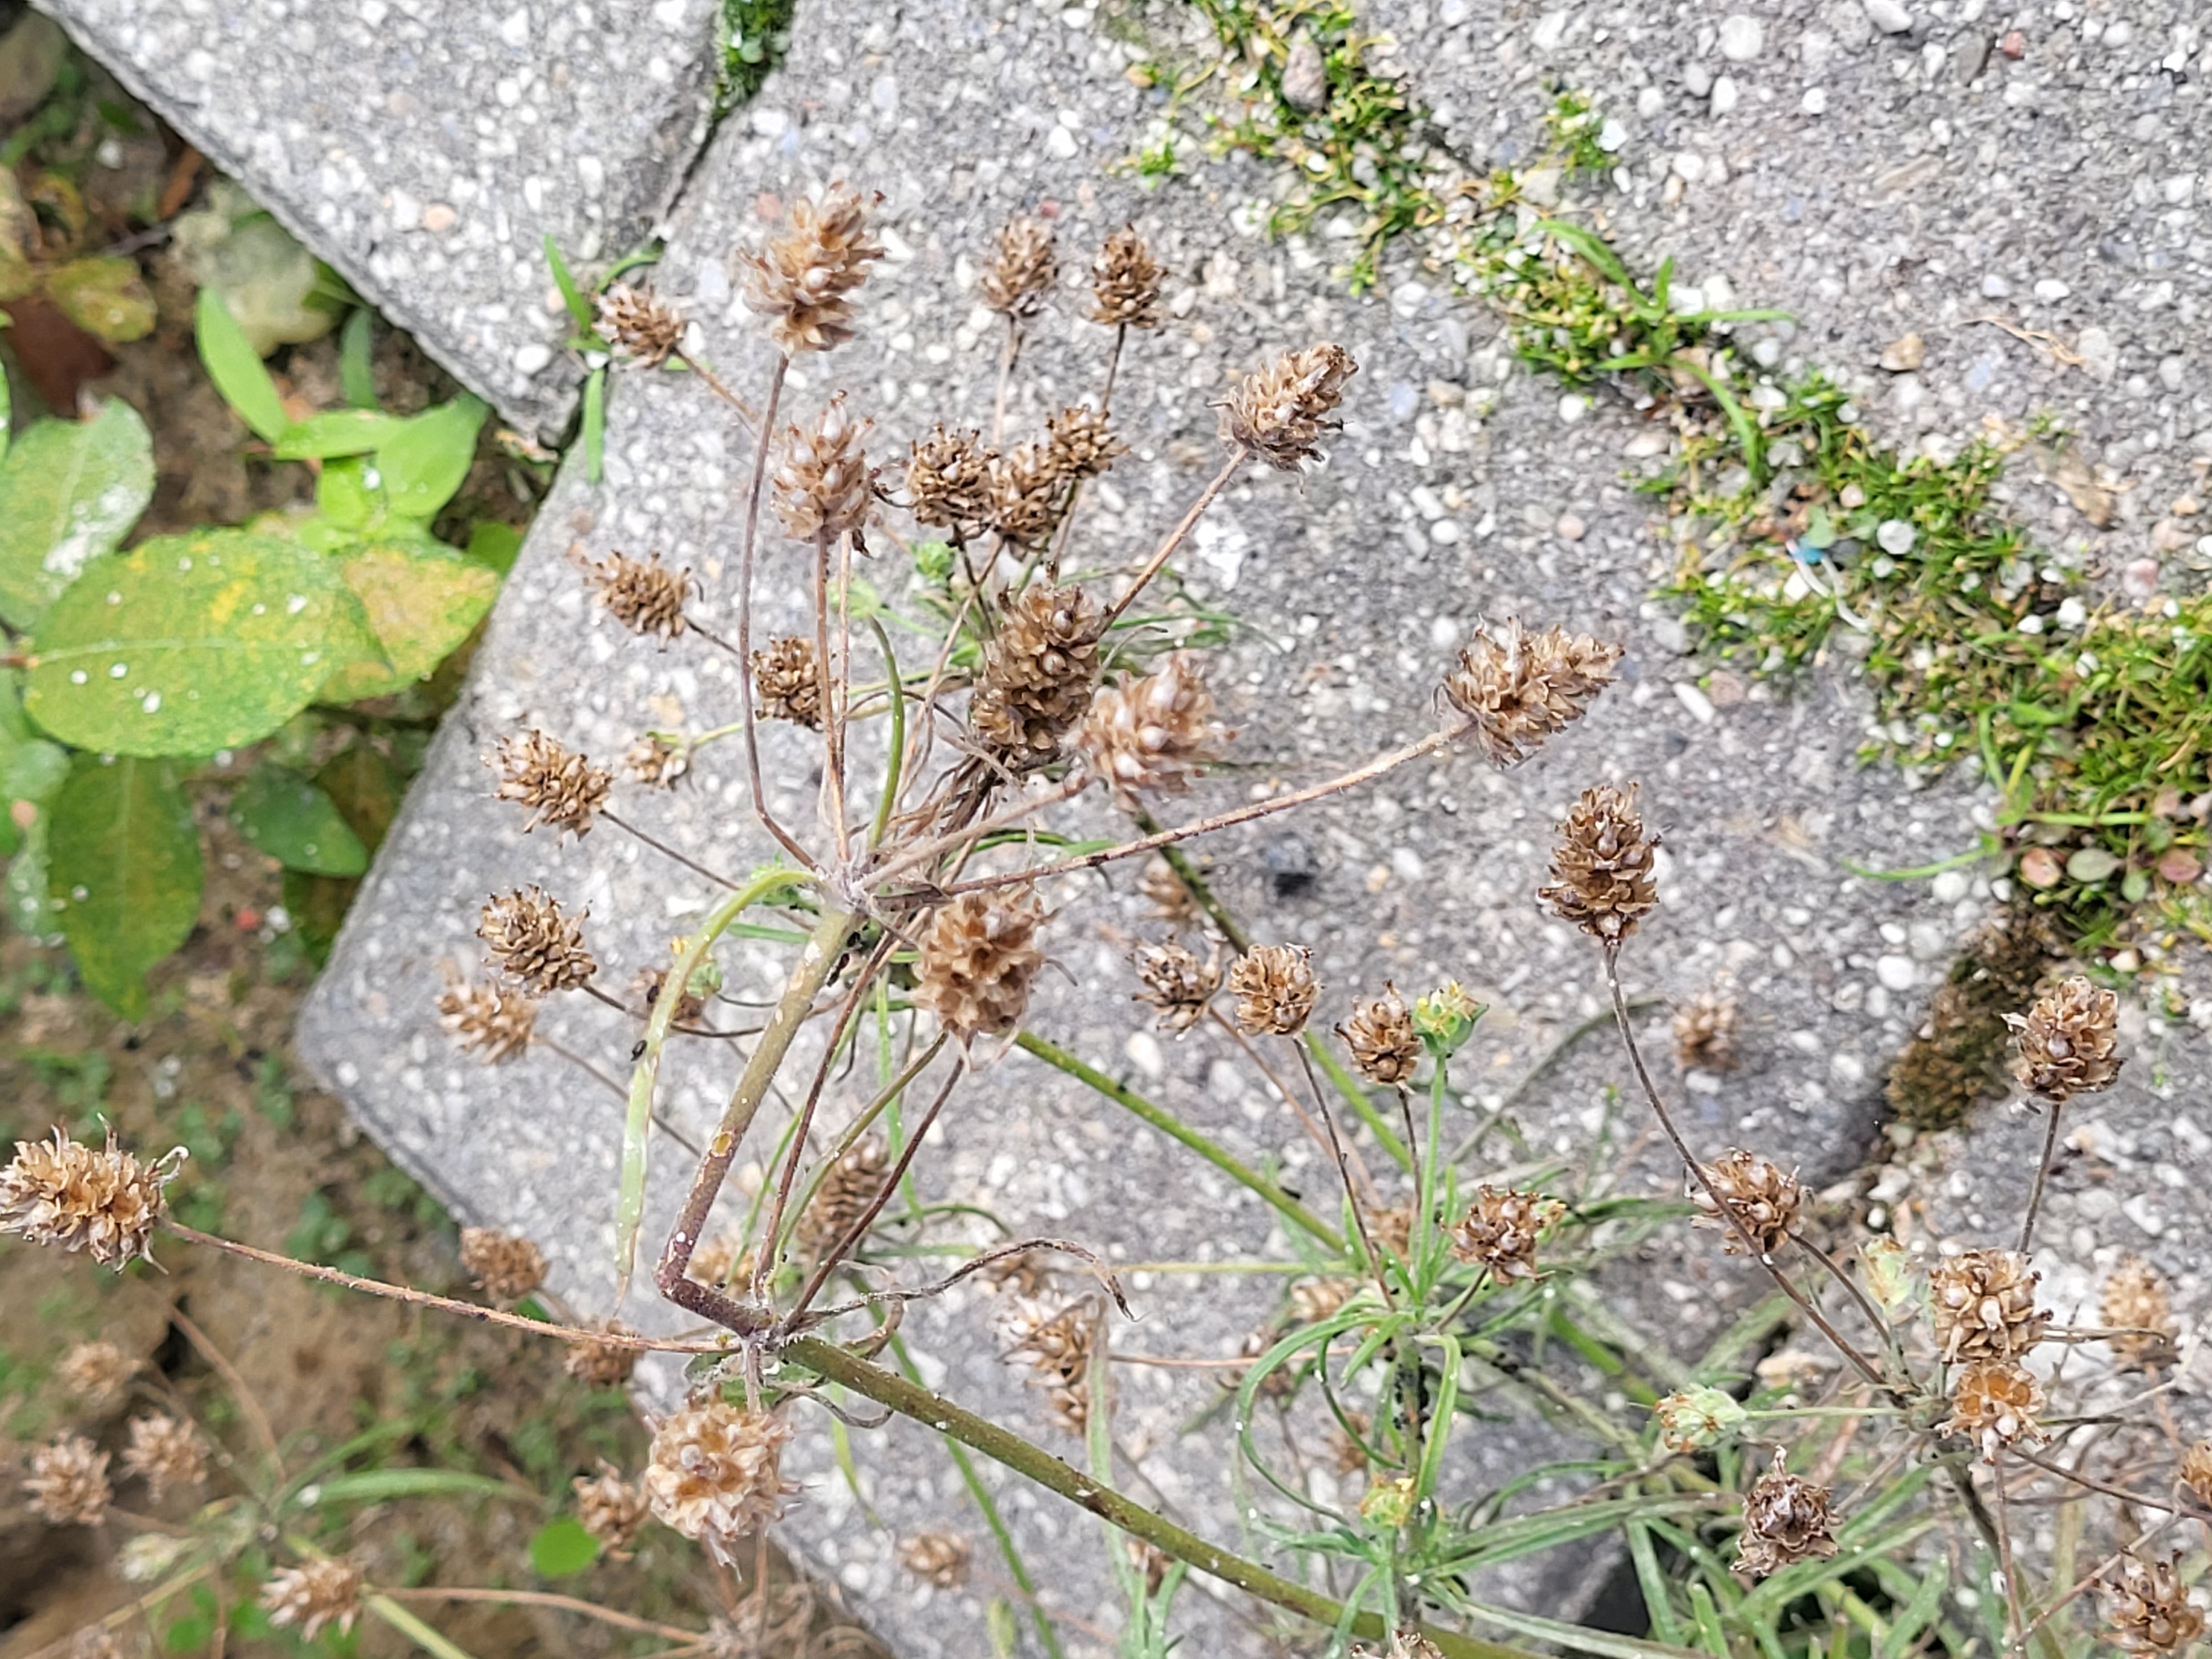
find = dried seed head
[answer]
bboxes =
[1079,658,1225,797]
[971,583,1102,761]
[1673,988,1739,1071]
[738,182,884,354]
[1329,1408,1372,1474]
[797,1137,890,1261]
[978,1246,1053,1299]
[261,1559,364,1642]
[1654,1385,1747,1453]
[2182,1441,2212,1506]
[1289,1275,1359,1324]
[1691,1150,1803,1258]
[751,635,823,728]
[705,1585,818,1659]
[906,426,993,531]
[1004,1298,1100,1434]
[460,1226,548,1302]
[436,971,538,1063]
[981,442,1066,545]
[1220,342,1357,469]
[2104,1554,2206,1655]
[1442,619,1621,767]
[771,393,873,542]
[687,1233,749,1288]
[2103,1255,2179,1370]
[898,1530,973,1589]
[1368,1203,1415,1261]
[1132,940,1221,1034]
[1340,985,1422,1085]
[491,728,611,837]
[24,1433,112,1524]
[644,1401,798,1563]
[1229,944,1319,1036]
[1735,1449,1839,1578]
[1045,404,1124,481]
[625,734,690,789]
[1139,855,1200,925]
[2008,974,2122,1102]
[1,1128,184,1270]
[1449,1186,1566,1281]
[629,965,705,1028]
[980,215,1057,316]
[56,1340,139,1409]
[582,550,691,638]
[1541,784,1659,943]
[478,886,597,993]
[1089,225,1165,328]
[573,1461,650,1555]
[1930,1248,2048,1364]
[1944,1360,2047,1462]
[596,283,687,366]
[564,1321,641,1389]
[121,1414,207,1499]
[915,890,1048,1045]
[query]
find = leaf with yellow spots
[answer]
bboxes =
[316,535,498,703]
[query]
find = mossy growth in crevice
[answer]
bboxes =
[714,0,796,115]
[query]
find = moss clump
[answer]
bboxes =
[1885,911,2061,1130]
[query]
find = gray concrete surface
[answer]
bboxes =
[36,0,725,437]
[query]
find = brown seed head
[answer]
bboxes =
[596,283,687,366]
[2182,1441,2212,1506]
[1735,1449,1839,1578]
[582,550,691,638]
[436,972,538,1063]
[56,1340,139,1410]
[644,1401,798,1562]
[573,1461,651,1555]
[1,1128,184,1270]
[738,182,884,354]
[1004,1298,1100,1434]
[1289,1275,1360,1324]
[1045,404,1124,481]
[981,442,1066,545]
[625,733,690,789]
[687,1233,749,1288]
[1079,657,1224,797]
[2103,1255,2179,1369]
[906,426,993,531]
[1691,1150,1803,1258]
[1673,988,1739,1071]
[261,1559,364,1642]
[1541,784,1658,943]
[915,890,1048,1046]
[1943,1360,2047,1462]
[797,1136,890,1261]
[1449,1186,1566,1281]
[1139,855,1200,925]
[971,582,1102,761]
[1930,1248,2048,1363]
[751,635,823,727]
[491,728,611,837]
[980,215,1057,316]
[771,393,872,542]
[2008,974,2122,1102]
[564,1321,641,1389]
[1221,342,1357,469]
[898,1530,973,1589]
[1229,944,1319,1036]
[2104,1553,2206,1655]
[24,1433,112,1525]
[1090,225,1165,328]
[121,1414,207,1499]
[1132,940,1221,1034]
[460,1226,548,1302]
[1442,619,1621,767]
[478,886,596,993]
[1340,985,1423,1085]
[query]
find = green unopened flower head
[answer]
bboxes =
[1654,1386,1746,1453]
[1413,980,1483,1056]
[1358,1473,1417,1528]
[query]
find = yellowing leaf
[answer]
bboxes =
[319,538,498,702]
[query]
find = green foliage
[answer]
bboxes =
[229,764,370,877]
[195,286,290,442]
[375,396,489,519]
[527,1515,602,1578]
[0,672,68,858]
[715,0,797,114]
[317,538,498,702]
[0,397,155,628]
[1543,90,1611,172]
[46,754,201,1016]
[0,166,155,346]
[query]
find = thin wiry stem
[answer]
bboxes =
[2019,1097,2066,1255]
[991,313,1019,446]
[734,355,812,869]
[378,1588,704,1643]
[601,808,740,890]
[672,349,759,426]
[1098,446,1246,630]
[164,1302,282,1477]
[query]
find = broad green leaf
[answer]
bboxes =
[0,399,155,628]
[0,674,67,858]
[339,306,378,408]
[463,520,522,576]
[271,409,406,460]
[318,537,497,702]
[316,742,404,853]
[375,395,487,521]
[49,754,201,1016]
[195,286,288,442]
[528,1517,601,1578]
[24,529,375,756]
[316,455,384,530]
[229,765,368,876]
[45,256,157,345]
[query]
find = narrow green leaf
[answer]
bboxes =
[375,395,488,520]
[0,343,11,455]
[317,536,498,703]
[196,287,289,443]
[339,306,379,409]
[527,1516,601,1578]
[366,1596,484,1659]
[0,399,155,629]
[305,1468,531,1507]
[48,754,201,1016]
[24,529,375,757]
[270,409,406,460]
[463,520,523,576]
[316,454,385,530]
[229,765,368,876]
[582,368,606,483]
[544,234,593,330]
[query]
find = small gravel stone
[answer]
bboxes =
[2033,278,2071,301]
[1710,75,1740,115]
[1558,393,1590,424]
[1801,87,1830,114]
[1879,333,1925,371]
[514,342,554,375]
[1876,519,1918,556]
[1863,0,1914,33]
[1673,681,1717,724]
[1555,512,1587,541]
[1875,954,1916,992]
[1718,14,1765,60]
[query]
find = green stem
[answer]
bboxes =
[366,1597,479,1659]
[1013,1031,1343,1253]
[866,615,905,851]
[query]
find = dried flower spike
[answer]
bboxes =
[981,443,1066,545]
[915,890,1048,1046]
[122,1413,207,1499]
[1132,940,1220,1034]
[2103,1255,2179,1369]
[1541,783,1658,943]
[1090,225,1165,328]
[2008,974,2122,1102]
[1442,619,1621,767]
[1930,1247,2048,1363]
[582,550,691,639]
[1,1127,184,1270]
[1004,1298,1100,1434]
[2104,1553,2206,1655]
[907,426,993,531]
[1450,1186,1566,1281]
[797,1137,890,1261]
[596,283,687,366]
[1944,1360,2047,1461]
[491,729,610,837]
[24,1433,112,1524]
[626,733,690,789]
[1734,1449,1838,1578]
[1221,342,1356,469]
[56,1340,139,1409]
[261,1559,364,1642]
[772,393,872,542]
[2182,1441,2212,1506]
[898,1530,973,1589]
[1340,985,1422,1085]
[752,635,824,727]
[436,972,538,1063]
[1673,988,1739,1071]
[644,1400,798,1563]
[1080,658,1224,796]
[1229,945,1319,1036]
[980,216,1057,316]
[1045,404,1124,481]
[971,583,1102,761]
[574,1461,651,1554]
[564,1321,641,1389]
[479,886,597,994]
[1691,1150,1802,1259]
[460,1226,548,1302]
[738,182,884,354]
